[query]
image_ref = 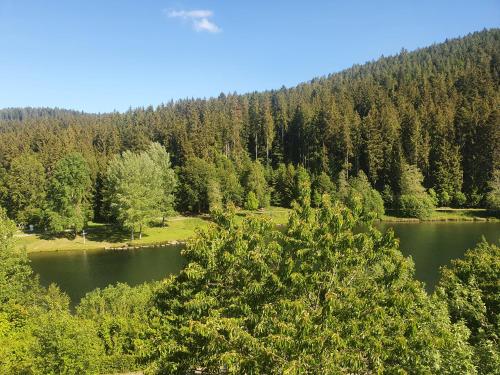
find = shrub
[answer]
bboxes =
[398,194,435,219]
[428,188,439,206]
[244,191,259,211]
[453,191,467,207]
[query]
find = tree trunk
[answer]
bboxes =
[131,228,134,241]
[139,225,142,239]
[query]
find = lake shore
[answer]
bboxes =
[383,208,499,223]
[19,207,498,253]
[19,208,290,253]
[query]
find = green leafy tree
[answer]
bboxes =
[244,161,270,208]
[145,201,475,374]
[207,179,223,212]
[6,154,46,225]
[45,153,92,234]
[347,170,385,219]
[293,165,311,205]
[397,164,435,219]
[244,191,259,211]
[0,207,104,374]
[76,283,154,373]
[272,163,295,207]
[311,172,335,207]
[145,143,177,225]
[216,157,244,207]
[105,150,163,239]
[485,169,500,209]
[178,157,217,213]
[437,240,500,374]
[31,311,104,374]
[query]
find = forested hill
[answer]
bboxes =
[0,28,498,209]
[0,107,90,121]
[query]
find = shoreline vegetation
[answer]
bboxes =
[18,207,499,253]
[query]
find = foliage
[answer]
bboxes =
[215,156,244,207]
[485,169,500,210]
[244,191,259,211]
[272,163,296,207]
[398,194,435,220]
[6,154,46,225]
[346,171,385,219]
[293,166,311,206]
[145,200,475,374]
[0,30,499,220]
[243,160,270,208]
[76,282,154,373]
[45,153,92,233]
[207,179,223,212]
[145,143,177,223]
[397,164,435,219]
[31,311,104,374]
[105,148,163,239]
[177,157,217,213]
[311,172,335,207]
[436,240,500,374]
[0,207,106,374]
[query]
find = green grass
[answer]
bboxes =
[16,208,291,253]
[383,208,499,222]
[16,216,210,253]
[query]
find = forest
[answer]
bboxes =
[0,29,499,374]
[0,29,499,233]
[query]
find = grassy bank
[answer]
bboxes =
[383,208,500,222]
[16,207,291,253]
[16,216,210,253]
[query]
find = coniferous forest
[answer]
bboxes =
[0,29,499,227]
[0,29,499,374]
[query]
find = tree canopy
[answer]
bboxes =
[145,201,475,374]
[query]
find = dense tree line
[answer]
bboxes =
[0,198,498,373]
[0,29,498,227]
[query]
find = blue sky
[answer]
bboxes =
[0,1,498,113]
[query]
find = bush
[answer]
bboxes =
[244,191,259,211]
[428,188,439,206]
[398,194,435,219]
[439,191,451,206]
[452,191,467,207]
[347,171,385,219]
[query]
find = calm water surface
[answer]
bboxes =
[378,222,499,291]
[29,222,499,304]
[29,245,185,304]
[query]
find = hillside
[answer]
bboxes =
[0,29,498,210]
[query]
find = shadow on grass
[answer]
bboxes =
[38,231,76,241]
[34,224,131,243]
[85,224,131,243]
[456,209,500,220]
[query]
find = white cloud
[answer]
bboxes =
[166,9,221,33]
[193,18,221,33]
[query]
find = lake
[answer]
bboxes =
[377,221,499,291]
[29,222,499,304]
